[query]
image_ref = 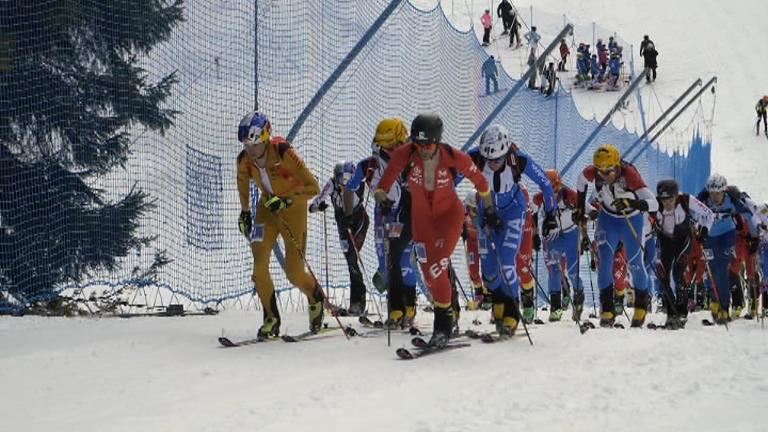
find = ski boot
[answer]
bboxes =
[663,315,683,330]
[630,291,650,328]
[428,304,454,348]
[521,288,535,324]
[257,316,281,339]
[385,309,404,329]
[549,293,563,322]
[730,305,743,320]
[403,305,417,329]
[572,290,585,322]
[599,311,616,328]
[715,309,730,325]
[613,289,625,316]
[522,307,535,324]
[347,301,366,317]
[308,301,324,333]
[709,302,721,322]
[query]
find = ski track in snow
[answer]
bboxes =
[1,311,767,432]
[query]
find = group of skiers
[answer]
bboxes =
[572,36,625,90]
[236,109,767,348]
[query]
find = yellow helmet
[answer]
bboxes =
[374,118,408,150]
[593,144,621,170]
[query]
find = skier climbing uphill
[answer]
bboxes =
[374,113,492,348]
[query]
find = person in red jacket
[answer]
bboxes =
[558,38,570,72]
[462,192,490,309]
[374,114,492,348]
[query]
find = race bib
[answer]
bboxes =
[703,248,714,261]
[387,222,404,238]
[250,224,265,243]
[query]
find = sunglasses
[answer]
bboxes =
[597,167,618,177]
[415,142,437,153]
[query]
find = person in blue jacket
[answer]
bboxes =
[696,173,756,324]
[482,55,499,95]
[468,124,557,336]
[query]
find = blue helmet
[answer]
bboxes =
[238,111,271,144]
[334,161,355,185]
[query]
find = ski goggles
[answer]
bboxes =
[414,141,437,153]
[596,167,619,178]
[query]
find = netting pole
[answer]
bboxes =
[624,78,703,160]
[592,22,595,50]
[629,76,717,164]
[253,0,259,110]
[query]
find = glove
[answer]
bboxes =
[309,202,328,213]
[579,232,591,255]
[541,211,559,240]
[572,207,588,227]
[238,211,252,237]
[532,232,541,251]
[587,209,600,221]
[340,214,356,231]
[590,256,597,271]
[483,211,503,231]
[461,226,470,242]
[747,236,760,255]
[265,196,293,213]
[696,226,709,241]
[612,198,649,213]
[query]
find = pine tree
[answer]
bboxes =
[0,1,184,305]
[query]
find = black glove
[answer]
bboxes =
[580,232,591,255]
[587,209,600,221]
[697,226,709,241]
[532,232,541,251]
[483,211,503,231]
[541,211,559,239]
[747,236,760,255]
[572,207,588,227]
[238,211,252,237]
[461,226,470,242]
[612,198,649,213]
[590,256,596,271]
[265,196,293,212]
[340,214,356,231]
[309,202,328,213]
[378,199,393,215]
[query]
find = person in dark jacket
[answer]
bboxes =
[508,12,521,48]
[756,96,768,136]
[497,0,514,35]
[640,35,658,83]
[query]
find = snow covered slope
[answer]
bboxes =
[1,311,767,432]
[427,0,768,199]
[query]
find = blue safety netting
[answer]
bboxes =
[0,0,710,310]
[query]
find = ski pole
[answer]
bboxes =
[323,210,330,304]
[484,225,534,346]
[347,228,384,324]
[581,233,599,319]
[525,263,552,306]
[274,213,350,340]
[688,225,728,331]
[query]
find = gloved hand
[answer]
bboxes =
[587,209,600,221]
[483,211,503,231]
[580,232,591,255]
[461,226,470,242]
[747,236,760,255]
[238,211,252,237]
[374,189,393,214]
[309,202,328,213]
[532,232,541,251]
[264,196,293,213]
[612,198,649,213]
[696,225,709,241]
[590,256,597,271]
[542,211,559,240]
[340,214,356,231]
[572,207,588,227]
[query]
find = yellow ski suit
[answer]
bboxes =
[237,137,321,316]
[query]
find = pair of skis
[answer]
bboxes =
[218,325,349,348]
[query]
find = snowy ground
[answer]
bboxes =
[1,310,767,432]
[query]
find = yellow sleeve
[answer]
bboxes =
[283,148,320,198]
[236,151,251,211]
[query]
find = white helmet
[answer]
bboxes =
[464,191,478,209]
[705,173,728,192]
[479,124,511,160]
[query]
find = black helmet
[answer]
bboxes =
[656,179,679,199]
[410,114,443,145]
